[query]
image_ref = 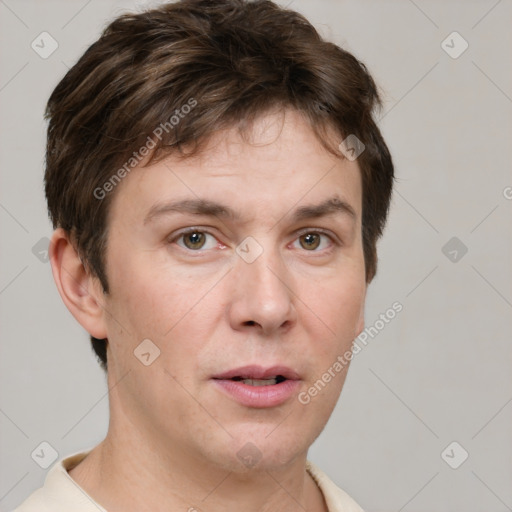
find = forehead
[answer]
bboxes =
[108,108,362,227]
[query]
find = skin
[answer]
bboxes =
[50,108,367,512]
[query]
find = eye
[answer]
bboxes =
[173,229,220,251]
[292,230,334,251]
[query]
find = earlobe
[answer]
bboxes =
[49,228,108,340]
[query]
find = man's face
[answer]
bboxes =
[99,108,366,472]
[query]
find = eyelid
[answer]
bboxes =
[293,227,341,246]
[167,226,341,251]
[169,226,217,239]
[168,226,223,251]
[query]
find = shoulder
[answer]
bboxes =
[306,459,365,512]
[11,450,105,512]
[11,486,51,512]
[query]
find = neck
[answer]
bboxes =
[68,423,327,512]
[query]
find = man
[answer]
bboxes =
[14,0,393,510]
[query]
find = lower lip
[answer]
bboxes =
[212,379,301,408]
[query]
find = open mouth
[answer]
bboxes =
[228,375,287,386]
[211,367,300,407]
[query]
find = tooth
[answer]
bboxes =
[242,378,277,386]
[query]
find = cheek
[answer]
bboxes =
[106,254,223,362]
[298,279,364,411]
[300,270,365,340]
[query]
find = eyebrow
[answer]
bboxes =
[143,196,357,225]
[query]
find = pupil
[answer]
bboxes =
[301,233,319,250]
[185,232,205,249]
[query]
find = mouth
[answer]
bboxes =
[227,375,288,386]
[211,365,301,408]
[212,364,300,383]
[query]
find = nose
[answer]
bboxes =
[227,245,297,336]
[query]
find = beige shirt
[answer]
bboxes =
[13,450,364,512]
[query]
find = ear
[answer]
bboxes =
[49,228,108,340]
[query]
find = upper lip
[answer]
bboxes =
[212,365,300,380]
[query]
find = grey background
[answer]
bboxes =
[1,0,511,511]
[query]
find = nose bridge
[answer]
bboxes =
[250,248,289,300]
[230,237,295,334]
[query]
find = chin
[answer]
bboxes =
[212,426,311,474]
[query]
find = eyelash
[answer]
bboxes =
[168,227,339,253]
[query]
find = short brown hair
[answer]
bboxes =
[44,0,394,371]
